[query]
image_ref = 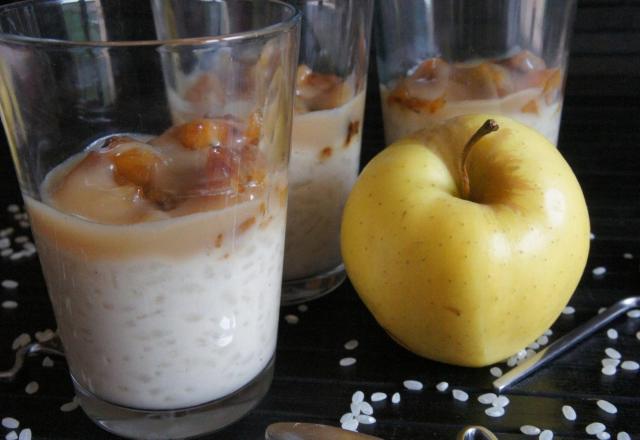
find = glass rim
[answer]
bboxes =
[0,0,301,47]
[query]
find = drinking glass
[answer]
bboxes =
[0,1,299,438]
[282,0,373,304]
[375,0,577,145]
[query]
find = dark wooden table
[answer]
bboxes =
[1,0,639,438]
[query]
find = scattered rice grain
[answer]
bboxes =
[605,348,621,359]
[484,406,504,417]
[494,395,510,407]
[356,415,376,425]
[352,390,364,403]
[599,307,607,314]
[341,418,358,431]
[623,253,634,259]
[601,365,617,376]
[360,402,373,416]
[17,429,31,440]
[537,335,550,346]
[544,329,553,336]
[2,300,18,309]
[621,360,639,371]
[9,251,25,261]
[391,392,400,404]
[284,314,299,324]
[1,249,12,257]
[590,233,595,240]
[627,309,640,318]
[340,357,356,367]
[597,400,617,414]
[344,339,359,350]
[436,382,449,392]
[371,392,387,402]
[350,402,362,416]
[7,204,19,213]
[13,236,27,244]
[1,279,18,289]
[0,227,14,237]
[592,267,607,277]
[452,389,469,402]
[586,422,606,435]
[617,432,631,440]
[490,367,503,378]
[25,381,39,395]
[34,329,55,343]
[340,413,354,424]
[18,221,29,229]
[6,431,18,440]
[42,356,54,367]
[607,329,618,339]
[562,306,576,315]
[403,380,423,391]
[539,429,554,440]
[0,238,10,249]
[478,393,497,404]
[297,304,308,312]
[1,418,19,429]
[597,433,611,440]
[562,405,577,421]
[520,425,541,436]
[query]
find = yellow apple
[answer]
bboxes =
[341,114,590,367]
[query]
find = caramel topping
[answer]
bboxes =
[176,118,230,150]
[521,100,539,114]
[112,148,160,188]
[345,121,360,147]
[319,146,333,160]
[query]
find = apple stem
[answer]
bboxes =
[460,119,499,200]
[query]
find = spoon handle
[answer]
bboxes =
[493,296,640,392]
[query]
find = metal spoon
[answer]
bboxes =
[0,335,64,382]
[494,295,640,392]
[265,423,498,440]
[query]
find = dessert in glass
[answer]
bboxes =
[375,0,577,145]
[283,0,373,304]
[0,1,300,438]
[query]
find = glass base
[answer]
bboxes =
[73,356,275,440]
[281,264,346,305]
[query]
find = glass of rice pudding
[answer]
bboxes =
[0,1,299,438]
[282,0,373,304]
[375,0,577,146]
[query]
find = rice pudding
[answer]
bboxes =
[283,66,366,280]
[26,118,287,410]
[381,51,564,145]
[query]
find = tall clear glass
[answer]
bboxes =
[375,0,576,146]
[282,0,373,304]
[0,1,299,438]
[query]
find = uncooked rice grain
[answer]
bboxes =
[12,333,31,350]
[403,380,423,391]
[621,360,639,371]
[520,425,541,436]
[562,405,577,421]
[350,402,362,416]
[17,429,31,440]
[598,307,607,314]
[627,309,640,318]
[344,339,359,350]
[360,402,373,416]
[537,335,549,345]
[371,392,387,402]
[490,367,503,377]
[494,395,510,407]
[562,306,576,315]
[60,397,79,412]
[436,382,449,392]
[13,236,27,244]
[1,279,18,289]
[352,391,364,403]
[2,418,19,429]
[341,419,358,431]
[586,422,606,435]
[25,381,38,395]
[7,204,19,213]
[452,389,469,402]
[602,358,620,368]
[340,357,356,367]
[601,366,617,376]
[617,432,631,440]
[597,433,611,440]
[34,329,55,343]
[297,304,308,312]
[284,314,299,324]
[2,300,18,309]
[478,393,497,404]
[539,430,554,440]
[356,415,375,425]
[605,348,621,359]
[484,406,504,417]
[1,249,12,257]
[597,400,617,414]
[606,329,618,339]
[623,253,634,259]
[42,356,54,367]
[6,431,18,440]
[340,413,354,424]
[391,392,400,404]
[592,267,607,277]
[0,238,10,249]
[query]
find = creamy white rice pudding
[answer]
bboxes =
[26,118,287,410]
[381,51,564,145]
[283,66,366,280]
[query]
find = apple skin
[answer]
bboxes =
[341,114,590,367]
